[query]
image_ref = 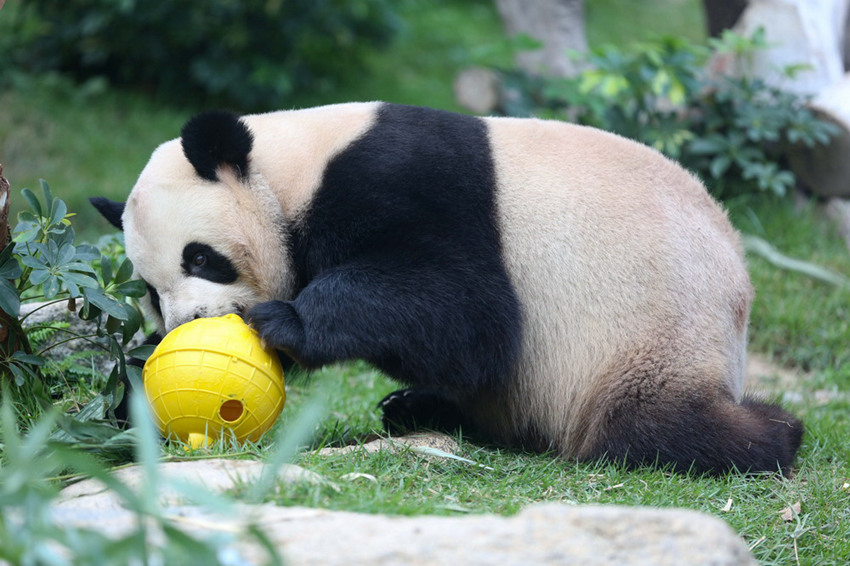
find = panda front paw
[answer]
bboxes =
[245,301,306,363]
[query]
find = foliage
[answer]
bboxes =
[0,181,145,424]
[499,31,838,198]
[0,395,287,566]
[2,0,403,111]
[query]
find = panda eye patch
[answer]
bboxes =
[181,242,238,284]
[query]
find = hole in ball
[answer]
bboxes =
[219,399,244,423]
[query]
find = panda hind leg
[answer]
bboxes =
[579,381,804,476]
[379,389,471,436]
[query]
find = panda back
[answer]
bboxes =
[484,117,752,447]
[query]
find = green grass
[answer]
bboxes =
[3,0,850,564]
[730,197,850,376]
[219,354,850,565]
[586,0,706,46]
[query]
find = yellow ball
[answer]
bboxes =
[143,313,285,449]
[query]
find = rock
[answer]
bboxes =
[56,458,326,510]
[454,67,501,114]
[724,0,848,97]
[52,459,757,565]
[789,73,850,198]
[20,300,144,376]
[246,503,757,566]
[316,431,461,457]
[745,352,807,392]
[494,0,588,78]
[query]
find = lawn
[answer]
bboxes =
[1,1,849,565]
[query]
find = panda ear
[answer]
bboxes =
[89,197,125,230]
[180,110,254,182]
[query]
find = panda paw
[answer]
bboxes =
[245,301,306,362]
[379,388,466,435]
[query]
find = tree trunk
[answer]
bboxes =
[843,6,850,70]
[0,164,11,347]
[718,0,850,96]
[702,0,749,37]
[494,0,588,78]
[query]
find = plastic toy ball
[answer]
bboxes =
[143,313,285,449]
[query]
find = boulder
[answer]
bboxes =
[52,458,757,565]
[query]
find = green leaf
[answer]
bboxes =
[12,222,40,243]
[11,351,46,366]
[688,137,725,155]
[710,155,732,179]
[100,255,114,285]
[65,261,98,274]
[43,275,60,299]
[0,278,21,316]
[50,198,68,227]
[29,269,50,285]
[74,244,100,261]
[20,188,43,217]
[106,314,122,334]
[116,279,147,297]
[19,254,45,269]
[0,256,22,279]
[114,257,135,284]
[8,363,28,386]
[62,271,100,289]
[83,287,130,319]
[40,179,53,212]
[121,302,142,344]
[129,344,156,361]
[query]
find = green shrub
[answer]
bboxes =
[3,0,402,111]
[0,181,145,425]
[498,31,837,198]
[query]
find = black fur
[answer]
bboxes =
[247,104,523,401]
[181,242,239,284]
[181,110,253,182]
[584,389,804,476]
[379,389,468,435]
[144,282,162,320]
[89,197,125,230]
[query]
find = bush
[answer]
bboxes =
[0,180,145,426]
[497,31,838,198]
[3,0,402,111]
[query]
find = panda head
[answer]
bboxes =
[92,110,290,334]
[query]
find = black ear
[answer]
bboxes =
[180,110,254,182]
[89,197,125,230]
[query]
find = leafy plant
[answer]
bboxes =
[0,180,145,424]
[0,394,287,566]
[498,31,838,198]
[2,0,403,111]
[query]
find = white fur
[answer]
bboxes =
[482,117,751,453]
[124,103,378,334]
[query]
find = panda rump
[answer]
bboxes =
[95,102,803,476]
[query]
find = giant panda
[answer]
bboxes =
[91,102,803,475]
